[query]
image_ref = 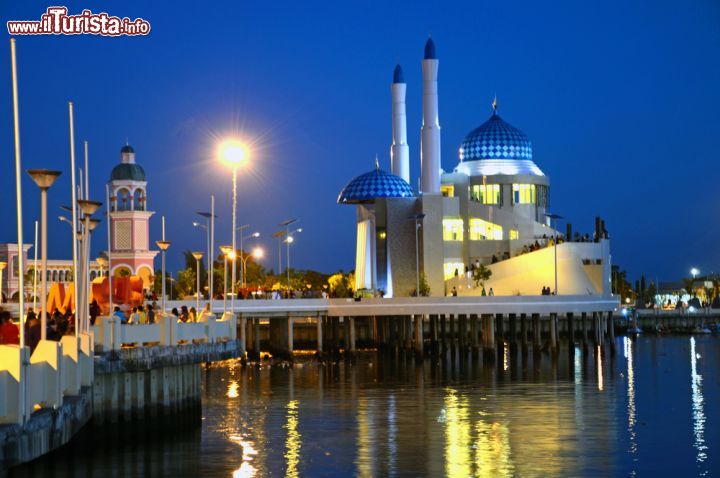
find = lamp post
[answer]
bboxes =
[240,247,264,290]
[219,245,233,313]
[195,208,217,303]
[219,139,248,313]
[0,261,6,304]
[545,213,563,296]
[28,169,62,340]
[32,220,38,311]
[691,268,699,280]
[280,220,297,292]
[77,199,102,334]
[156,240,171,313]
[408,213,425,297]
[192,251,204,314]
[238,228,260,288]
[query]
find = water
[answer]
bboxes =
[11,336,720,477]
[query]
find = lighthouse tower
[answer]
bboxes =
[107,145,158,288]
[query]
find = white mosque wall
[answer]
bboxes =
[447,241,609,297]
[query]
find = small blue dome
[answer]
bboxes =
[110,163,146,181]
[459,112,532,161]
[424,37,436,60]
[338,168,414,204]
[121,144,134,154]
[393,64,404,84]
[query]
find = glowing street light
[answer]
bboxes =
[237,226,261,288]
[240,247,264,289]
[219,139,249,312]
[691,268,699,279]
[156,240,171,313]
[219,245,234,313]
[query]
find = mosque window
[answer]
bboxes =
[469,218,503,240]
[442,219,464,241]
[441,185,454,197]
[509,229,519,240]
[443,261,465,280]
[471,184,500,204]
[512,184,536,205]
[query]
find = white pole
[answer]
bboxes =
[196,257,201,315]
[84,141,89,201]
[161,215,165,313]
[231,167,237,312]
[415,220,420,296]
[79,169,83,201]
[106,185,113,317]
[210,194,214,307]
[33,220,38,312]
[10,38,25,350]
[223,255,228,313]
[82,214,91,334]
[68,102,79,336]
[40,188,48,340]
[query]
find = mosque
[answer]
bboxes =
[338,38,612,298]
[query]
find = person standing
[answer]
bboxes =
[0,311,19,345]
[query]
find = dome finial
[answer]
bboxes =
[374,154,379,170]
[424,35,437,60]
[492,94,498,114]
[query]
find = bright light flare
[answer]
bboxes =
[252,247,264,259]
[219,139,249,166]
[227,250,237,261]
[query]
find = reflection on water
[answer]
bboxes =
[690,337,708,476]
[9,337,720,477]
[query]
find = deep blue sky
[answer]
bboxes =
[1,0,719,280]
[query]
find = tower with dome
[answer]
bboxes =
[338,38,611,297]
[107,144,158,289]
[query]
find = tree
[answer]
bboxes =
[472,264,492,289]
[328,271,353,298]
[176,268,196,298]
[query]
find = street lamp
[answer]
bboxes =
[0,261,6,304]
[240,247,264,290]
[691,268,699,279]
[28,169,62,340]
[408,213,425,297]
[195,209,217,303]
[192,251,204,314]
[78,199,102,334]
[219,139,249,313]
[545,213,563,295]
[219,245,234,313]
[156,240,171,313]
[237,227,260,288]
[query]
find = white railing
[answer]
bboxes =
[92,312,237,352]
[0,312,237,426]
[0,332,94,426]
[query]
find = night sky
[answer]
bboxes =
[1,1,719,281]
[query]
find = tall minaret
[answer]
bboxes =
[420,36,441,195]
[390,64,410,184]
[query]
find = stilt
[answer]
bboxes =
[549,313,558,355]
[581,312,588,350]
[520,314,528,350]
[496,313,505,343]
[253,318,261,359]
[607,311,616,354]
[482,314,496,362]
[413,314,424,362]
[593,312,600,346]
[333,316,341,355]
[429,315,438,356]
[567,312,575,345]
[458,314,467,353]
[508,314,517,348]
[348,317,357,361]
[343,316,350,355]
[440,315,447,355]
[448,314,455,350]
[470,315,479,359]
[531,313,541,357]
[405,316,413,353]
[317,314,323,358]
[239,315,247,358]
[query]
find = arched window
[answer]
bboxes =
[65,270,71,282]
[117,188,131,211]
[47,270,52,281]
[90,270,97,280]
[133,188,145,211]
[51,270,57,282]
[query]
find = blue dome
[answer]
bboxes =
[338,168,414,204]
[110,163,146,181]
[459,112,532,161]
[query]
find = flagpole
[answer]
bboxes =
[69,102,79,335]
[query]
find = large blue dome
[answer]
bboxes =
[459,112,532,162]
[338,167,414,204]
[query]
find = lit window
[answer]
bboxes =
[512,184,536,204]
[441,185,454,197]
[509,229,519,240]
[469,218,503,240]
[443,261,465,280]
[442,219,464,241]
[471,184,500,204]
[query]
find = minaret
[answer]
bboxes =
[390,64,410,184]
[420,36,441,195]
